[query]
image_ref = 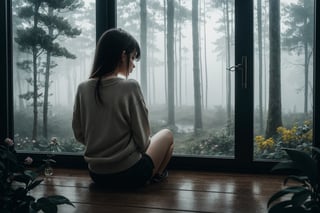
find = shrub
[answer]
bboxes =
[0,138,74,212]
[255,121,312,159]
[268,148,320,213]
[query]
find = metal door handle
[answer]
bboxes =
[226,56,248,89]
[226,64,242,71]
[241,56,247,89]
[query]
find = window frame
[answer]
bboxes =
[314,0,320,150]
[0,0,13,143]
[1,0,319,172]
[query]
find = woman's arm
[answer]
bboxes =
[72,87,85,145]
[129,82,151,152]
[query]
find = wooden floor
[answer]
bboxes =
[31,169,285,213]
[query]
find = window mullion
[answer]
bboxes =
[234,0,254,166]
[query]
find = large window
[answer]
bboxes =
[4,0,318,171]
[117,0,235,157]
[253,0,314,160]
[12,0,95,153]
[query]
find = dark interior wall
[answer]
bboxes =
[0,0,13,142]
[314,1,320,148]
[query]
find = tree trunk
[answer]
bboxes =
[199,1,203,108]
[203,0,208,109]
[263,0,268,118]
[16,62,25,111]
[192,0,202,130]
[167,0,175,126]
[265,0,282,138]
[174,13,178,107]
[225,0,232,135]
[32,49,38,140]
[257,0,264,134]
[140,0,148,99]
[43,7,53,139]
[32,3,40,140]
[43,51,50,138]
[163,0,168,106]
[178,0,182,107]
[304,37,309,115]
[151,26,156,104]
[303,7,309,116]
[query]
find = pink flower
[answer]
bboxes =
[24,156,33,165]
[4,138,14,146]
[50,137,58,145]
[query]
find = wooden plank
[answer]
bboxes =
[57,203,191,213]
[29,169,285,213]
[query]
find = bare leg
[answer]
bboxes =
[146,129,174,176]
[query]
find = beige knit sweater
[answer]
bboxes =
[72,77,150,174]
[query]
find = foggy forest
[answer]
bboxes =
[12,0,314,160]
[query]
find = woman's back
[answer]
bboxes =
[72,77,150,174]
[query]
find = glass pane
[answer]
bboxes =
[117,0,235,157]
[254,0,314,160]
[12,0,96,153]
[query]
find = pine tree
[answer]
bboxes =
[41,0,82,138]
[282,0,314,116]
[15,0,47,140]
[15,0,82,140]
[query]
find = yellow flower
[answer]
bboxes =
[257,141,265,150]
[255,135,266,150]
[257,137,274,150]
[277,126,285,134]
[264,137,275,149]
[281,127,297,143]
[304,120,311,126]
[255,135,265,143]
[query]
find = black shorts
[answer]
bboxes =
[89,154,154,188]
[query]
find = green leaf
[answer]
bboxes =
[312,146,320,154]
[268,200,293,213]
[312,147,320,159]
[22,195,36,205]
[46,195,75,207]
[35,164,47,173]
[16,201,32,213]
[35,197,58,213]
[13,187,28,198]
[27,179,43,191]
[284,175,309,186]
[43,159,56,164]
[283,148,318,186]
[291,189,311,206]
[24,170,39,181]
[304,200,320,210]
[13,173,31,185]
[31,201,41,211]
[268,201,308,213]
[271,161,299,172]
[267,186,306,207]
[5,150,18,165]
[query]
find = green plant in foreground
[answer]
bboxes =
[267,147,320,213]
[0,138,74,213]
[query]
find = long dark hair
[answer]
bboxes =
[89,28,141,105]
